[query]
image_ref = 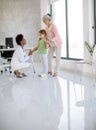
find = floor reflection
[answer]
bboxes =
[0,71,96,130]
[0,75,63,130]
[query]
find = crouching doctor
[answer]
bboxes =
[11,34,33,78]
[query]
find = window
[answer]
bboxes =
[52,0,66,57]
[52,0,84,59]
[68,0,83,59]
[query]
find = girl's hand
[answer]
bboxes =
[31,48,35,52]
[31,46,39,52]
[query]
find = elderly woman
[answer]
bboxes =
[11,34,32,78]
[43,14,62,77]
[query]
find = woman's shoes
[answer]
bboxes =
[48,71,58,77]
[48,71,52,76]
[53,72,58,77]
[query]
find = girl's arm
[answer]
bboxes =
[31,44,39,53]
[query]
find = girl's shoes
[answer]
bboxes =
[38,73,47,78]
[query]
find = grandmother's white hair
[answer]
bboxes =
[43,14,52,21]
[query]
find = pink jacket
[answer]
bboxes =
[46,24,62,47]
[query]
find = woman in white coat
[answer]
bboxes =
[11,34,32,78]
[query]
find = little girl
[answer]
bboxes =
[43,14,62,77]
[32,29,49,77]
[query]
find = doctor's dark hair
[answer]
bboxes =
[15,34,23,45]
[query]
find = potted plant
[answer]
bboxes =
[84,41,95,56]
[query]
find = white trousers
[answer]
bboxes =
[40,54,48,74]
[48,46,61,73]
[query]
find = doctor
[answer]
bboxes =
[11,34,33,78]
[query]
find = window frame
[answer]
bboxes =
[94,0,96,44]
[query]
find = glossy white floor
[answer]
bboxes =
[0,68,96,130]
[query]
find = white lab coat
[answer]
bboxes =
[11,45,31,71]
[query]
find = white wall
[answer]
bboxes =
[40,0,51,28]
[89,0,94,45]
[83,0,94,61]
[0,0,41,48]
[40,0,48,28]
